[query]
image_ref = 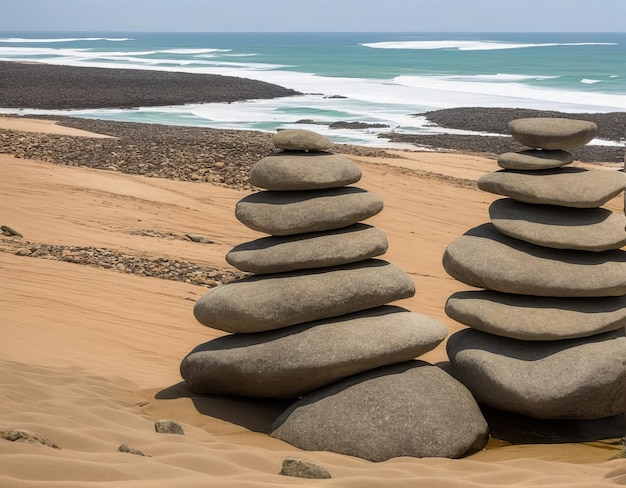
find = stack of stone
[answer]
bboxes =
[443,118,626,421]
[181,129,488,461]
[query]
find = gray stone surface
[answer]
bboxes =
[280,458,331,479]
[235,187,384,236]
[154,419,185,435]
[489,198,626,252]
[225,224,388,274]
[250,152,361,190]
[193,259,416,333]
[0,428,60,449]
[447,327,626,419]
[273,129,334,151]
[478,167,626,208]
[270,361,489,461]
[442,223,626,297]
[445,290,626,340]
[497,150,574,170]
[508,118,597,150]
[180,306,447,398]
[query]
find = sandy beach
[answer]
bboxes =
[1,65,625,486]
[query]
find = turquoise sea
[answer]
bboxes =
[1,31,625,146]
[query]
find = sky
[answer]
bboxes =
[1,0,625,33]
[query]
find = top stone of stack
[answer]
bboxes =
[508,118,597,150]
[272,129,334,151]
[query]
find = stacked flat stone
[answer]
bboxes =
[180,129,488,461]
[443,118,626,421]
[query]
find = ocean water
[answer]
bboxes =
[1,31,625,146]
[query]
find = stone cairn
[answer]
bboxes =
[180,129,488,461]
[443,118,626,422]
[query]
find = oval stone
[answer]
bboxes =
[226,224,388,274]
[273,129,333,151]
[508,118,597,150]
[447,327,626,419]
[235,187,384,236]
[442,223,626,297]
[446,290,626,340]
[489,198,626,252]
[478,167,626,208]
[270,361,489,461]
[497,150,574,170]
[193,259,416,333]
[181,306,448,398]
[250,152,361,190]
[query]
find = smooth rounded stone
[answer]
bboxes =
[489,198,626,252]
[249,152,361,190]
[273,129,333,151]
[193,259,416,333]
[478,167,626,208]
[269,360,489,461]
[235,187,384,236]
[180,306,448,398]
[508,118,597,150]
[446,290,626,340]
[442,223,626,297]
[497,150,574,170]
[225,224,388,274]
[447,327,626,419]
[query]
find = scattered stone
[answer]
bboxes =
[1,225,22,237]
[497,149,574,170]
[185,234,214,244]
[117,444,151,457]
[446,290,626,341]
[273,129,333,151]
[181,306,447,398]
[154,419,184,435]
[447,327,626,419]
[0,428,60,449]
[478,167,626,208]
[193,260,415,333]
[279,458,332,479]
[443,223,626,297]
[249,152,361,190]
[508,118,597,149]
[489,198,626,252]
[270,361,489,461]
[235,187,384,236]
[225,224,388,274]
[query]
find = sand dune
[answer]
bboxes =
[1,119,624,486]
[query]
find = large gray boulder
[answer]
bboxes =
[442,223,626,297]
[273,129,334,151]
[447,327,626,419]
[226,224,388,274]
[193,259,416,333]
[489,198,626,252]
[508,118,597,150]
[478,167,626,208]
[497,150,574,170]
[235,187,384,236]
[250,152,361,191]
[181,306,447,398]
[445,290,626,340]
[270,361,489,461]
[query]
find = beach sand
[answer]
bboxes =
[1,116,625,487]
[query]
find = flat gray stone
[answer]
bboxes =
[193,259,416,333]
[446,290,626,340]
[478,167,626,208]
[497,150,574,170]
[273,129,333,151]
[270,361,489,461]
[181,306,447,398]
[250,152,361,190]
[154,419,184,435]
[447,327,626,419]
[442,223,626,297]
[225,224,388,274]
[489,198,626,252]
[508,118,597,150]
[235,187,384,236]
[280,458,331,479]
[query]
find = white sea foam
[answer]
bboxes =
[580,79,601,84]
[361,40,618,51]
